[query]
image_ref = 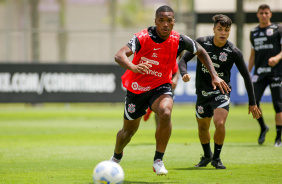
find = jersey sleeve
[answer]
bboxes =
[278,24,282,45]
[249,31,255,48]
[178,50,196,77]
[234,48,256,105]
[126,35,141,53]
[181,35,198,54]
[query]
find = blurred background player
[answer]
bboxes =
[179,14,261,169]
[110,5,230,176]
[248,4,282,147]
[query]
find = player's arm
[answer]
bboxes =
[248,48,255,72]
[178,51,194,82]
[171,70,180,89]
[269,24,282,67]
[194,42,231,94]
[268,50,282,67]
[115,41,151,74]
[235,50,261,119]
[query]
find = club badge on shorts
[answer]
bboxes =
[128,103,136,113]
[197,106,204,114]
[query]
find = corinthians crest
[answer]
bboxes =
[128,103,136,113]
[197,106,204,114]
[219,52,228,62]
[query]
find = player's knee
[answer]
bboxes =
[122,129,137,139]
[214,121,225,130]
[198,124,209,132]
[273,102,282,113]
[157,108,171,122]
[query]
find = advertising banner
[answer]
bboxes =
[0,63,271,103]
[0,64,126,102]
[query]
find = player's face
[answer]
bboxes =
[155,11,175,40]
[257,8,272,26]
[213,23,230,47]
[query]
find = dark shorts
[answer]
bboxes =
[124,83,173,120]
[195,93,230,119]
[253,75,282,112]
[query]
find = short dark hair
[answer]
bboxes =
[155,5,174,18]
[212,14,232,28]
[258,4,271,12]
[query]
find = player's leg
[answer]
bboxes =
[143,107,152,121]
[253,81,269,144]
[151,94,173,175]
[270,77,282,147]
[195,117,213,167]
[111,91,149,163]
[211,108,228,169]
[194,100,214,167]
[146,83,174,175]
[111,118,142,163]
[154,113,159,128]
[152,94,173,156]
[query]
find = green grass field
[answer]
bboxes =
[0,103,281,184]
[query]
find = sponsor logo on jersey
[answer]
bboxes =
[252,75,259,82]
[259,32,264,36]
[151,53,158,58]
[257,67,271,74]
[204,41,212,46]
[219,52,228,62]
[266,28,274,36]
[212,55,217,60]
[213,63,220,68]
[128,103,136,113]
[223,47,232,52]
[215,95,229,101]
[253,32,259,37]
[201,90,220,96]
[153,48,161,50]
[140,57,159,65]
[131,82,151,91]
[197,106,204,114]
[146,69,162,77]
[270,82,282,88]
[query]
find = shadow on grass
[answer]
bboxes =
[129,143,155,146]
[173,167,215,171]
[224,144,274,147]
[123,181,179,184]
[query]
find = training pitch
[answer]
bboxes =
[0,103,281,183]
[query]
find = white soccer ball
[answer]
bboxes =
[93,160,124,184]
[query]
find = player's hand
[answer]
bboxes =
[182,74,191,82]
[132,62,152,74]
[268,57,279,67]
[211,75,231,94]
[248,105,261,119]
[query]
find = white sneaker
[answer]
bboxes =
[274,140,281,147]
[153,159,168,175]
[110,156,121,163]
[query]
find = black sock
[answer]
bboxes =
[213,143,223,160]
[154,151,164,161]
[257,117,267,130]
[114,151,123,160]
[201,142,212,157]
[275,125,282,141]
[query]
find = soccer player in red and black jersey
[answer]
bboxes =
[143,54,180,123]
[110,5,230,175]
[179,14,261,169]
[248,4,282,147]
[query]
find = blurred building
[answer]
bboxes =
[0,0,281,64]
